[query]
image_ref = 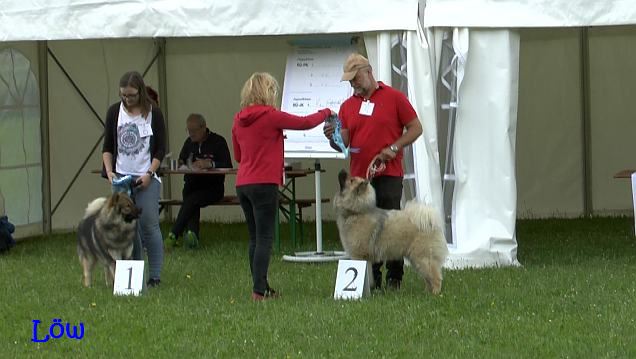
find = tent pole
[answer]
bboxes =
[156,38,172,219]
[38,41,51,234]
[580,27,592,217]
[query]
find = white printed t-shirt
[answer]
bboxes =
[116,103,153,176]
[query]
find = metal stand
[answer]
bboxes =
[282,159,348,263]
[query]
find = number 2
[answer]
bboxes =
[343,267,358,291]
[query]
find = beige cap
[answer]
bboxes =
[341,53,370,81]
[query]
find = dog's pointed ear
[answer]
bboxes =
[338,170,349,192]
[107,192,119,208]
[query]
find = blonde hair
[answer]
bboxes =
[240,72,279,108]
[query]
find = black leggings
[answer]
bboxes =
[370,176,404,283]
[236,184,279,295]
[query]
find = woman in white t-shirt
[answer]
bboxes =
[102,71,166,288]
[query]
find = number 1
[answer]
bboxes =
[126,267,133,289]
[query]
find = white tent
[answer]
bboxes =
[2,0,636,269]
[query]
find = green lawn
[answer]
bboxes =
[1,218,635,358]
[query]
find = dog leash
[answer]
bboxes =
[366,154,386,179]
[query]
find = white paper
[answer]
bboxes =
[281,47,353,158]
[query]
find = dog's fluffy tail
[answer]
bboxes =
[403,201,444,234]
[84,197,107,219]
[403,200,449,262]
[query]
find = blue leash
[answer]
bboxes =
[112,175,136,197]
[326,114,359,158]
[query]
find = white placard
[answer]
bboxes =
[333,259,370,300]
[113,260,145,296]
[281,47,354,159]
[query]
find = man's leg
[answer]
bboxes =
[371,176,404,289]
[184,188,224,239]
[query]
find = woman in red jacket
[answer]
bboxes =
[232,72,333,301]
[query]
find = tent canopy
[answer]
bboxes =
[424,0,636,28]
[1,0,418,41]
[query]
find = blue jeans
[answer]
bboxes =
[131,177,163,280]
[236,184,279,295]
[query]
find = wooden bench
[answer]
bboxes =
[158,196,330,249]
[158,196,329,212]
[159,196,239,212]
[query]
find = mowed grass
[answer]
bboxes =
[1,217,635,358]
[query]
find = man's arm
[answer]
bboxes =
[379,117,423,161]
[214,137,233,168]
[393,117,422,149]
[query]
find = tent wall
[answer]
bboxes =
[46,39,159,230]
[4,27,636,233]
[0,42,42,238]
[10,36,363,231]
[516,26,636,217]
[588,26,636,215]
[516,29,585,217]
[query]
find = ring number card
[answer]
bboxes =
[113,260,144,296]
[333,260,370,300]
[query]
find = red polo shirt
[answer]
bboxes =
[338,82,417,178]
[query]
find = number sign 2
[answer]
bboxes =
[113,260,144,296]
[333,260,370,300]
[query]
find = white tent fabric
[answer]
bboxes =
[406,25,443,215]
[424,0,636,28]
[1,0,418,41]
[448,29,520,268]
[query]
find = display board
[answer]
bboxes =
[281,47,353,159]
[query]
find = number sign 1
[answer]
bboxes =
[333,260,370,300]
[113,260,144,296]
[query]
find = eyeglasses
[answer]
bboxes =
[121,92,139,99]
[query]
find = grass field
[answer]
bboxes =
[1,217,635,358]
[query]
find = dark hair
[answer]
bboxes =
[146,86,159,107]
[119,71,152,118]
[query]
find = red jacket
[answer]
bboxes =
[232,105,330,186]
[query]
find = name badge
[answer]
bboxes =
[359,101,375,116]
[139,123,153,138]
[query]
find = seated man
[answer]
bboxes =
[165,113,232,249]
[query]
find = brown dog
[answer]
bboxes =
[77,192,141,287]
[333,170,448,294]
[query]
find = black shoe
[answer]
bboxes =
[386,278,401,290]
[147,278,161,288]
[371,278,382,291]
[263,285,280,298]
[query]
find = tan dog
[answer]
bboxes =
[77,192,141,287]
[333,170,448,294]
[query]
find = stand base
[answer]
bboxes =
[282,251,349,263]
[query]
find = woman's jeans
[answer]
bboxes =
[131,177,163,280]
[236,184,279,295]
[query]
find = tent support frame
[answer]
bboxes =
[38,41,51,234]
[580,27,593,217]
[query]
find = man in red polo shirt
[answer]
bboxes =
[325,53,423,290]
